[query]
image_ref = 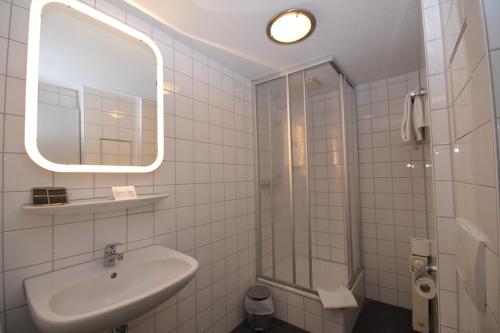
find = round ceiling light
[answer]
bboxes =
[266,9,316,44]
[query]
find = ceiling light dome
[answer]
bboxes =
[267,9,316,44]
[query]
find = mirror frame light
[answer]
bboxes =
[26,0,164,173]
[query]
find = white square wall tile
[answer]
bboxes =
[388,73,406,84]
[175,50,193,77]
[439,290,458,328]
[193,50,208,64]
[4,263,52,309]
[175,72,193,98]
[437,217,456,254]
[177,228,195,252]
[154,208,176,235]
[94,216,127,250]
[287,305,305,329]
[388,81,406,99]
[54,221,94,259]
[127,212,154,242]
[438,253,457,291]
[431,109,450,144]
[435,181,454,217]
[370,86,388,103]
[370,78,387,88]
[426,39,445,75]
[174,39,192,56]
[423,5,442,41]
[127,172,154,187]
[356,82,369,92]
[95,173,126,188]
[6,306,40,333]
[7,40,27,79]
[0,2,10,39]
[4,192,52,231]
[96,0,126,20]
[483,0,500,50]
[152,27,173,46]
[4,153,53,191]
[428,74,447,110]
[54,172,94,189]
[5,76,26,116]
[126,13,151,35]
[4,227,52,270]
[433,145,452,180]
[356,90,370,106]
[379,287,397,305]
[10,5,29,43]
[193,61,209,84]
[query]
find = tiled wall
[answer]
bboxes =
[83,86,157,166]
[0,0,256,332]
[356,70,428,309]
[140,98,157,165]
[307,91,347,264]
[421,0,500,331]
[37,82,81,164]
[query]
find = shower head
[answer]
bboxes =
[306,77,322,91]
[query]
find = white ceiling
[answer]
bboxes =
[124,0,420,84]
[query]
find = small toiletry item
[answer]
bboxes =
[112,186,137,200]
[32,187,68,205]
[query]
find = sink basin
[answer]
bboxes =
[24,245,198,333]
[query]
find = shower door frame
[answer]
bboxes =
[253,56,360,296]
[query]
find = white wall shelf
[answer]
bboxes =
[22,194,169,216]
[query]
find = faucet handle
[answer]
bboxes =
[104,242,122,253]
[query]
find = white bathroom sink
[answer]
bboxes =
[24,245,198,333]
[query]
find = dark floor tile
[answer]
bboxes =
[233,300,414,333]
[273,319,309,333]
[231,318,308,333]
[231,323,253,333]
[352,299,415,333]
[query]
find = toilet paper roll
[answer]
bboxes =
[414,267,437,300]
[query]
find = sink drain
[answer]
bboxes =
[110,272,117,279]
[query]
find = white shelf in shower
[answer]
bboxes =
[22,193,169,216]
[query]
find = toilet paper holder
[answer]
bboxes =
[414,265,438,300]
[409,238,437,333]
[409,256,437,274]
[420,264,437,274]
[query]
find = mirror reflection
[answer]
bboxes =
[37,3,158,166]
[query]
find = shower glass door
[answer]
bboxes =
[256,61,360,293]
[256,77,295,284]
[289,71,311,288]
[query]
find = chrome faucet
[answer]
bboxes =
[103,242,124,267]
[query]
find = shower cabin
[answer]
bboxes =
[254,58,362,297]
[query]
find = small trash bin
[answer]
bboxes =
[245,285,274,331]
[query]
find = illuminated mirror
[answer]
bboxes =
[25,0,164,173]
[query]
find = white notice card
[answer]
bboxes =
[112,186,137,200]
